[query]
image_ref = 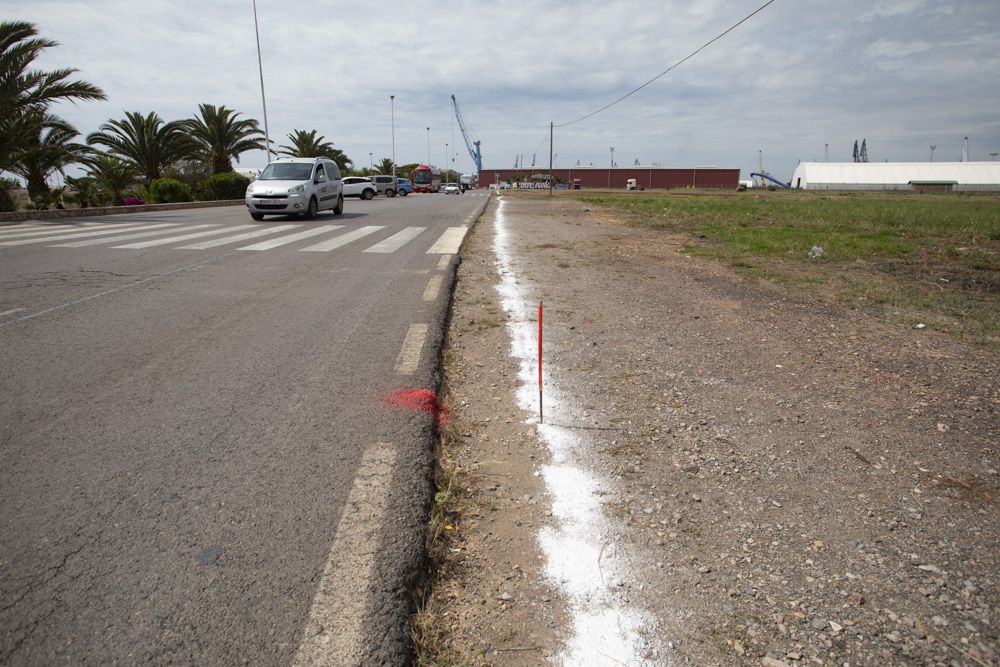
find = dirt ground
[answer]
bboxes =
[420,193,999,666]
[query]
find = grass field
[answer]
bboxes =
[571,190,1000,346]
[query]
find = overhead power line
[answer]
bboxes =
[557,0,778,128]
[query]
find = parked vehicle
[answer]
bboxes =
[245,157,343,220]
[342,176,377,200]
[371,175,397,197]
[396,178,413,196]
[626,178,644,191]
[442,182,462,195]
[459,173,475,191]
[411,164,440,193]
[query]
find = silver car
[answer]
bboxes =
[441,182,462,195]
[371,175,398,197]
[246,157,344,220]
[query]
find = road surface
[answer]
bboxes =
[0,193,486,664]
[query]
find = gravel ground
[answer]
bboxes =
[425,193,998,666]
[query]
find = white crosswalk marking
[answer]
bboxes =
[239,225,343,250]
[300,226,384,252]
[394,323,428,374]
[363,227,425,253]
[0,222,134,240]
[426,226,468,254]
[51,224,218,247]
[113,225,245,249]
[178,224,301,249]
[0,223,178,247]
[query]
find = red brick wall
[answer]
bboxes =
[478,168,740,189]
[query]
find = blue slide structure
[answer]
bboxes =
[750,172,790,189]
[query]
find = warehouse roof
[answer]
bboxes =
[791,162,1000,187]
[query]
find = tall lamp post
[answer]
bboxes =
[252,0,272,163]
[426,127,431,167]
[369,152,373,173]
[929,145,936,162]
[390,95,396,178]
[445,143,449,182]
[609,146,615,188]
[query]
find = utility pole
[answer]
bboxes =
[369,152,373,173]
[609,146,615,188]
[549,122,553,195]
[426,127,430,167]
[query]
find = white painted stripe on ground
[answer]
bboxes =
[436,254,452,270]
[0,223,176,246]
[393,323,428,375]
[239,225,343,250]
[426,226,468,254]
[292,442,397,666]
[113,224,246,249]
[422,275,443,301]
[0,222,130,239]
[0,307,26,317]
[362,226,425,253]
[300,226,384,252]
[177,224,301,249]
[51,224,217,247]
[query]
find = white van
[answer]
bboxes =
[245,157,344,220]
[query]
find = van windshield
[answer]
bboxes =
[259,163,313,181]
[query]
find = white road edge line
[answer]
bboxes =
[436,254,451,270]
[0,307,26,317]
[422,275,443,301]
[292,442,397,666]
[393,323,428,375]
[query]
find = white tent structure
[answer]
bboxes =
[789,162,1000,191]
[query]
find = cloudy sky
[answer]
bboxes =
[11,0,1000,180]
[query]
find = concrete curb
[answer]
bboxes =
[0,199,243,224]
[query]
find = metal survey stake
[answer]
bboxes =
[538,300,543,423]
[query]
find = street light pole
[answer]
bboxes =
[390,95,396,179]
[252,0,272,164]
[369,152,373,173]
[929,145,936,162]
[445,143,449,182]
[426,127,430,167]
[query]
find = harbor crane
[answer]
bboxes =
[451,94,482,176]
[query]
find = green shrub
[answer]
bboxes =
[0,177,20,212]
[200,172,250,200]
[148,177,192,204]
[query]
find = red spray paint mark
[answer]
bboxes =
[382,388,450,427]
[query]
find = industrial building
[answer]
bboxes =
[789,162,1000,192]
[479,166,740,190]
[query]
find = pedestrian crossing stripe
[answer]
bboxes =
[52,224,218,248]
[0,223,179,246]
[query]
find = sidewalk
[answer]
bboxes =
[423,193,999,666]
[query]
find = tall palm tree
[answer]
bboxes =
[7,112,90,203]
[186,103,265,174]
[375,157,395,175]
[278,129,351,172]
[0,21,105,171]
[83,153,137,206]
[87,111,198,185]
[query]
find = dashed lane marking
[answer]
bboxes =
[422,275,443,301]
[393,323,428,375]
[436,254,452,270]
[292,442,397,666]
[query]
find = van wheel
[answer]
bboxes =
[399,190,408,196]
[386,189,396,197]
[250,212,265,221]
[333,194,344,215]
[362,189,374,200]
[304,197,318,220]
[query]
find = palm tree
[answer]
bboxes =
[186,103,265,174]
[375,157,395,175]
[7,112,90,204]
[83,153,137,206]
[0,21,105,171]
[279,129,351,172]
[87,111,198,185]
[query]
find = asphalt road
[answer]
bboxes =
[0,192,487,664]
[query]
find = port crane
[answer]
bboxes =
[451,94,482,176]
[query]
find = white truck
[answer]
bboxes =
[459,173,474,191]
